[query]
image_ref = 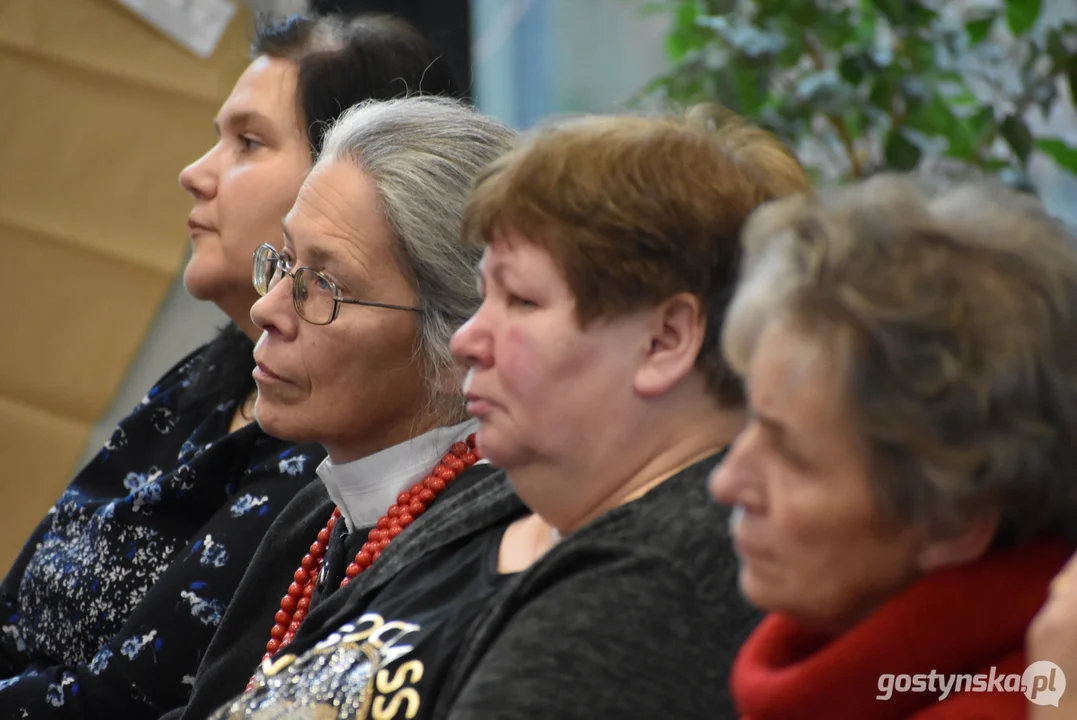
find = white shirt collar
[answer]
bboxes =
[316,418,483,532]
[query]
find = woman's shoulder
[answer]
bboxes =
[146,341,217,396]
[110,341,220,430]
[137,325,255,417]
[539,456,741,601]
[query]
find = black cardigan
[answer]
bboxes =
[169,463,500,720]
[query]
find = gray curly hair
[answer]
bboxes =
[723,173,1077,544]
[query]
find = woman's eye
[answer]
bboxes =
[507,294,536,309]
[238,135,263,152]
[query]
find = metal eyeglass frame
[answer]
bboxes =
[252,243,421,325]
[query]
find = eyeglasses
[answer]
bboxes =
[252,243,421,325]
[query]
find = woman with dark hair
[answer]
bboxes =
[0,13,459,718]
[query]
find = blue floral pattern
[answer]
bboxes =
[0,343,326,717]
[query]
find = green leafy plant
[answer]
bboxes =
[635,0,1077,184]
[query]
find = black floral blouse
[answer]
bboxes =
[0,343,325,717]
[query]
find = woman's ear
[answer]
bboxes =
[915,510,1001,573]
[634,293,707,398]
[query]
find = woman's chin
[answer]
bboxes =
[738,563,778,614]
[252,401,300,443]
[181,263,220,303]
[473,426,510,469]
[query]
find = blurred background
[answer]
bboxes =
[0,0,1074,569]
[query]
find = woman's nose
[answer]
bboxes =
[450,306,493,369]
[179,145,220,202]
[709,429,764,509]
[250,272,299,340]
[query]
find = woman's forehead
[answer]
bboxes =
[286,165,397,277]
[219,56,297,126]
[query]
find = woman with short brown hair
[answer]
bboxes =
[209,105,810,719]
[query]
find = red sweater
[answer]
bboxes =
[731,537,1073,719]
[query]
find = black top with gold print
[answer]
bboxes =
[209,516,516,720]
[208,456,757,720]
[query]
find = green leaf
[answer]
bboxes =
[665,32,687,61]
[731,66,766,115]
[1067,57,1077,113]
[946,126,978,160]
[912,4,939,22]
[854,3,878,45]
[1036,138,1077,175]
[775,30,805,65]
[789,2,821,26]
[813,9,858,48]
[1000,114,1033,164]
[1047,28,1069,67]
[1005,0,1041,36]
[965,17,995,45]
[841,109,866,137]
[947,85,980,106]
[839,55,865,85]
[666,1,702,61]
[904,36,936,73]
[871,0,905,25]
[868,76,894,110]
[884,129,921,170]
[966,106,995,145]
[905,95,957,136]
[674,1,699,30]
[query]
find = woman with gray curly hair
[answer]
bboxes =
[710,175,1077,719]
[170,95,515,719]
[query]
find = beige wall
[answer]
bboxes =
[0,0,251,571]
[79,261,228,466]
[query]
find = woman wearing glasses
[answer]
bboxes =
[168,96,515,720]
[0,13,460,718]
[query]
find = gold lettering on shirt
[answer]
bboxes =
[215,612,429,719]
[377,661,424,694]
[372,687,421,719]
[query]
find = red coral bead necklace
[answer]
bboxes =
[247,434,481,689]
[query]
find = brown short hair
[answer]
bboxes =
[462,105,810,405]
[724,174,1077,542]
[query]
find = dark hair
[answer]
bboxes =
[185,12,463,416]
[254,12,462,153]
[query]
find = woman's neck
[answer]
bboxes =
[498,409,741,575]
[215,293,262,343]
[228,388,258,433]
[514,403,744,544]
[561,426,733,534]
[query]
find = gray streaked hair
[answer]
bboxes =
[318,96,515,423]
[724,173,1077,545]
